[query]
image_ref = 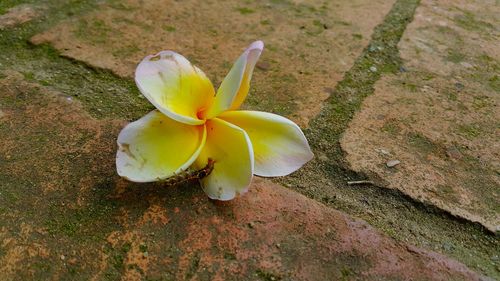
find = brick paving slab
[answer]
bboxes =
[0,72,486,280]
[30,0,396,126]
[341,0,499,232]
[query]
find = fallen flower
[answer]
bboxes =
[116,41,313,200]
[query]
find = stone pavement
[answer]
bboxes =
[0,0,499,280]
[342,0,499,232]
[30,0,396,127]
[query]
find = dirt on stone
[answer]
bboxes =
[341,0,499,232]
[30,0,396,127]
[0,72,486,280]
[0,4,40,29]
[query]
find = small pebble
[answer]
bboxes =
[323,87,334,94]
[460,62,473,68]
[60,255,65,260]
[375,148,390,155]
[256,61,270,71]
[454,82,464,90]
[318,154,329,161]
[442,242,454,251]
[446,146,462,160]
[386,160,400,168]
[369,66,377,72]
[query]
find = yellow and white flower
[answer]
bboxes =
[116,41,313,200]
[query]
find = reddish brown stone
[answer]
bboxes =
[0,72,485,280]
[30,0,397,127]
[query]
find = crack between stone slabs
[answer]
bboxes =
[283,0,498,235]
[0,0,152,120]
[277,0,499,278]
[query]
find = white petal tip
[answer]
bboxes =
[248,40,264,51]
[205,186,251,201]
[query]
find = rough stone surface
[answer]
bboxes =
[341,0,499,232]
[30,0,396,126]
[0,72,484,280]
[0,4,39,29]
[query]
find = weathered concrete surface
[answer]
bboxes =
[0,72,485,280]
[30,0,396,126]
[341,0,499,232]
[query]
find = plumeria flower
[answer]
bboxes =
[116,41,313,200]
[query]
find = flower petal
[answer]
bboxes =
[204,41,264,118]
[116,110,206,182]
[135,51,215,125]
[219,110,313,177]
[194,118,254,200]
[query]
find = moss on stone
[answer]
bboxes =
[236,7,255,15]
[454,10,494,32]
[446,49,466,63]
[457,124,482,140]
[381,119,401,135]
[0,0,153,121]
[473,54,500,93]
[407,132,440,155]
[0,0,30,15]
[256,269,282,281]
